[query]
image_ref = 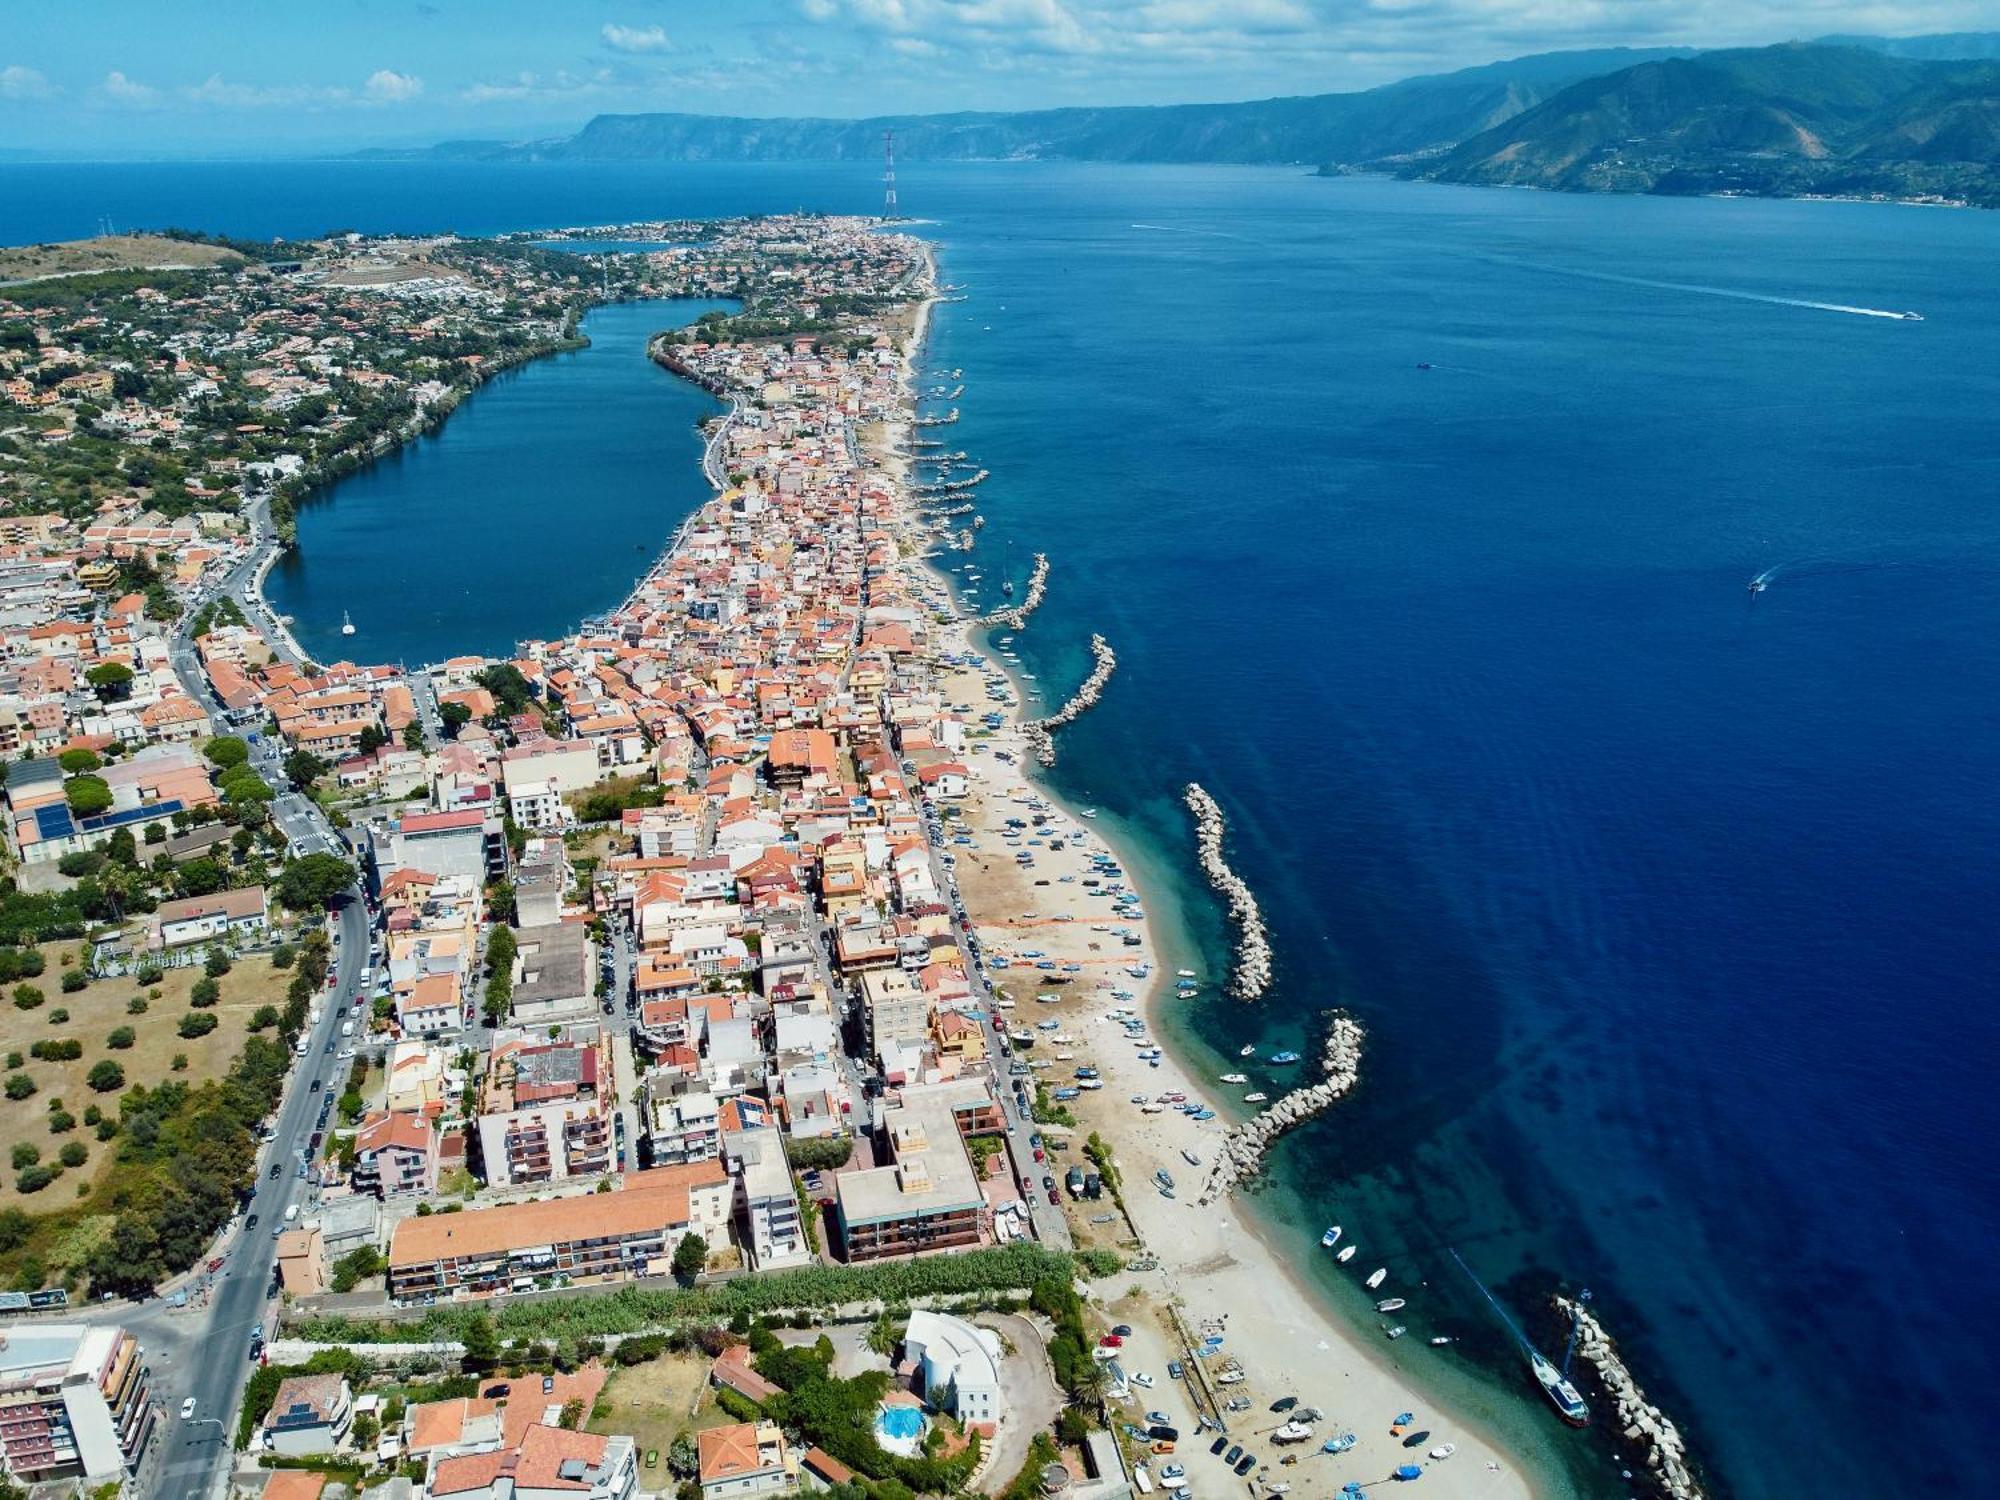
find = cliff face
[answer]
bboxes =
[1413,45,2000,203]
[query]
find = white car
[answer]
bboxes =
[180,1397,198,1419]
[1131,1372,1156,1388]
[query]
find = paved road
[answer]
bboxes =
[124,538,373,1500]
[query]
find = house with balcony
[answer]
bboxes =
[475,1036,615,1188]
[698,1421,798,1500]
[262,1373,353,1456]
[352,1110,437,1198]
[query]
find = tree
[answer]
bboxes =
[204,949,233,978]
[473,664,534,716]
[275,852,355,911]
[460,1311,499,1369]
[61,969,88,993]
[249,1005,280,1031]
[439,701,472,737]
[64,776,113,818]
[190,978,220,1008]
[178,859,227,898]
[482,926,517,1023]
[402,721,426,752]
[358,723,389,754]
[486,881,516,924]
[177,1012,218,1039]
[672,1232,708,1285]
[203,735,250,769]
[84,662,134,701]
[105,1027,135,1050]
[668,1434,700,1480]
[58,1140,87,1169]
[58,748,101,774]
[87,1061,125,1092]
[283,750,327,789]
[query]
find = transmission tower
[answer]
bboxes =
[883,130,898,217]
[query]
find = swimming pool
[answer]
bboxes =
[874,1403,927,1454]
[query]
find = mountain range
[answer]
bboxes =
[386,34,2000,207]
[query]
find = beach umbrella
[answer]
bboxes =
[1392,1465,1423,1482]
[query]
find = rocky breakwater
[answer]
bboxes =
[1557,1298,1708,1500]
[1195,1014,1364,1206]
[981,552,1050,630]
[1021,633,1117,766]
[1184,783,1273,999]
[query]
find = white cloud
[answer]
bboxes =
[364,68,424,103]
[0,64,55,100]
[99,69,160,106]
[602,22,672,53]
[799,0,841,17]
[460,68,610,104]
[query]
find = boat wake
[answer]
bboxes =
[1131,222,1259,244]
[1512,262,1922,321]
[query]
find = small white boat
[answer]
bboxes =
[1385,1326,1406,1340]
[1429,1336,1453,1347]
[1243,1092,1268,1104]
[1337,1246,1357,1263]
[1180,1148,1201,1167]
[1176,969,1197,979]
[1320,1225,1342,1249]
[1365,1268,1387,1290]
[340,610,356,636]
[1264,1485,1290,1496]
[1220,1073,1248,1085]
[1376,1298,1405,1313]
[1239,1044,1257,1058]
[1429,1444,1456,1461]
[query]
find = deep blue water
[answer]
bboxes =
[9,162,1997,1500]
[264,298,731,667]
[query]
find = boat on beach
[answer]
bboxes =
[1181,1148,1202,1167]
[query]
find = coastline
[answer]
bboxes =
[899,256,1538,1498]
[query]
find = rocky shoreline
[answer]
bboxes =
[1556,1298,1709,1500]
[1184,782,1273,999]
[1021,632,1117,766]
[1195,1013,1365,1205]
[980,551,1050,630]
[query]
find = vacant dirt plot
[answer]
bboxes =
[593,1352,735,1479]
[0,945,292,1208]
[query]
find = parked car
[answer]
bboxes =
[180,1398,197,1419]
[1145,1411,1173,1427]
[1210,1438,1229,1457]
[1234,1455,1257,1477]
[1224,1447,1243,1466]
[1167,1361,1185,1381]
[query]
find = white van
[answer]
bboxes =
[293,1036,310,1057]
[282,1204,300,1224]
[339,1020,354,1039]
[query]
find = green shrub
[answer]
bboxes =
[190,978,221,1008]
[87,1061,126,1093]
[105,1027,136,1050]
[11,1143,40,1169]
[178,1013,218,1039]
[59,1141,87,1169]
[14,1164,58,1193]
[5,1073,36,1100]
[13,984,46,1010]
[61,970,88,994]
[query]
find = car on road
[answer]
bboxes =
[1131,1372,1155,1388]
[1112,1324,1133,1337]
[1098,1334,1124,1349]
[246,1214,259,1231]
[1167,1361,1185,1381]
[180,1398,197,1419]
[1041,1175,1056,1193]
[310,1080,322,1091]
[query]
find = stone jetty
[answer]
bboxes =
[1195,1013,1364,1205]
[1556,1298,1708,1500]
[1021,633,1116,766]
[1184,783,1273,999]
[980,552,1050,630]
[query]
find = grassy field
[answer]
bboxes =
[0,234,245,284]
[594,1352,735,1478]
[1,943,293,1220]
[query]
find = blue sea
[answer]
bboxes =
[8,159,1997,1499]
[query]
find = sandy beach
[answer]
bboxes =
[885,244,1534,1500]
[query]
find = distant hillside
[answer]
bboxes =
[397,47,1693,167]
[0,233,246,287]
[1413,44,2000,205]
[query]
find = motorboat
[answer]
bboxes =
[1365,1268,1387,1290]
[1239,1044,1257,1058]
[1428,1336,1453,1347]
[1428,1445,1456,1461]
[1530,1351,1590,1427]
[1180,1148,1201,1167]
[1376,1299,1405,1313]
[1243,1092,1269,1103]
[1220,1073,1249,1085]
[1320,1226,1342,1249]
[1336,1246,1357,1263]
[1269,1051,1302,1065]
[1321,1434,1357,1455]
[1384,1326,1406,1340]
[1154,1168,1175,1191]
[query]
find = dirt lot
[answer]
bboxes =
[0,234,244,283]
[0,944,294,1209]
[593,1352,737,1479]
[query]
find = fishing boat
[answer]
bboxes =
[1220,1072,1248,1085]
[1320,1226,1342,1249]
[1239,1045,1257,1058]
[1154,1168,1175,1191]
[1384,1326,1406,1340]
[1321,1434,1357,1456]
[1337,1246,1357,1263]
[340,610,356,636]
[1392,1466,1422,1483]
[1531,1351,1591,1427]
[1243,1092,1269,1104]
[1180,1148,1201,1167]
[1428,1445,1456,1461]
[1376,1299,1405,1313]
[1429,1336,1453,1347]
[1365,1269,1387,1290]
[1177,969,1197,979]
[1269,1050,1302,1065]
[1272,1421,1313,1444]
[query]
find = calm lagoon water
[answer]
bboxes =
[10,160,1997,1499]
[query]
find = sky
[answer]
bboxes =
[3,0,1998,156]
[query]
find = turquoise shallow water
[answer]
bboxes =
[10,160,1997,1499]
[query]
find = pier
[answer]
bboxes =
[1184,783,1273,999]
[979,552,1050,630]
[1021,632,1117,766]
[1195,1013,1365,1205]
[1556,1298,1709,1500]
[915,407,960,426]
